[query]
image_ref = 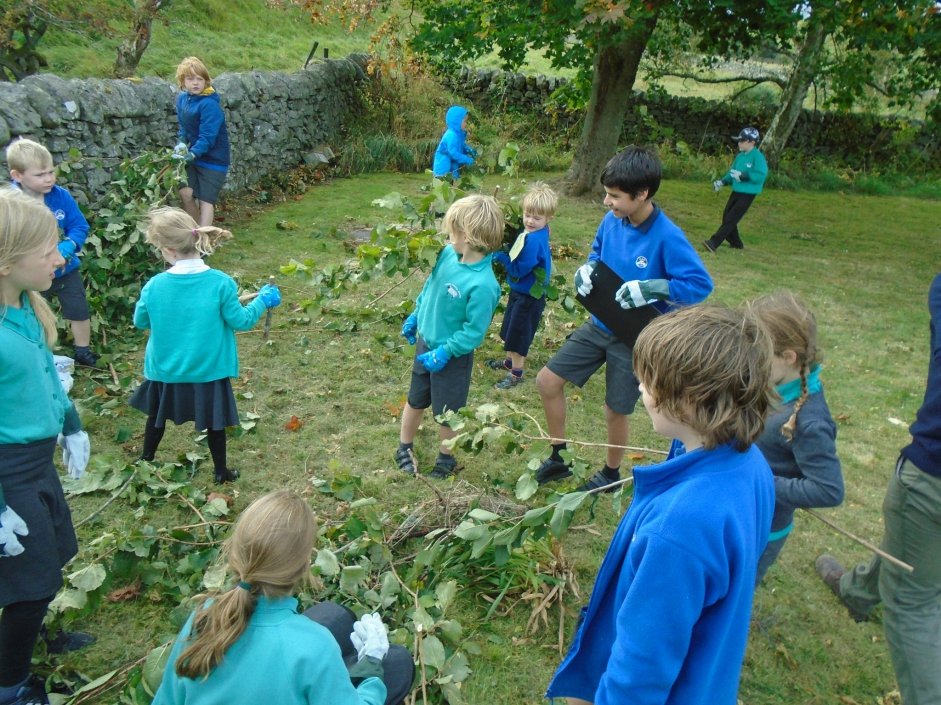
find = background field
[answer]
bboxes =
[49,165,940,704]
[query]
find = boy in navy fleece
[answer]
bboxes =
[545,304,775,705]
[6,138,98,368]
[488,181,556,389]
[532,145,713,492]
[431,105,476,180]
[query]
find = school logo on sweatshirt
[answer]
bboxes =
[53,209,66,222]
[635,256,648,269]
[446,283,461,299]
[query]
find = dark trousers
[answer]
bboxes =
[0,596,52,687]
[304,602,415,705]
[706,191,756,249]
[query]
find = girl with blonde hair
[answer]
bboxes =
[153,490,413,705]
[0,187,90,705]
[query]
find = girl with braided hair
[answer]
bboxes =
[750,291,844,583]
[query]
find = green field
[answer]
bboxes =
[44,165,938,704]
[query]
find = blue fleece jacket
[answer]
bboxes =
[176,88,230,172]
[545,443,774,705]
[152,596,385,705]
[134,268,266,383]
[432,106,474,179]
[414,245,500,357]
[9,183,88,278]
[902,273,941,477]
[586,207,713,333]
[501,225,551,297]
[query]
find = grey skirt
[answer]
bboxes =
[129,378,239,430]
[0,438,77,606]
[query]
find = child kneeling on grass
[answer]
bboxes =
[545,303,775,705]
[397,195,504,479]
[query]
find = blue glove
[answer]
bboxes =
[492,251,511,267]
[615,279,670,309]
[57,239,77,260]
[184,151,196,164]
[401,313,418,345]
[258,284,282,309]
[417,346,451,373]
[466,146,478,159]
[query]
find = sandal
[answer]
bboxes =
[429,456,460,479]
[395,446,416,476]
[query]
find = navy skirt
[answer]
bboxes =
[0,438,78,606]
[129,379,239,431]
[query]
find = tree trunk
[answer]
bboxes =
[562,11,660,197]
[762,10,828,167]
[113,0,165,79]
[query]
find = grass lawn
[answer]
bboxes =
[53,168,938,704]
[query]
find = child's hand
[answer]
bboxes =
[58,431,90,479]
[57,239,77,261]
[713,179,724,191]
[184,151,196,164]
[492,251,511,267]
[730,169,742,182]
[350,613,390,662]
[172,142,188,157]
[258,284,282,309]
[615,279,670,309]
[466,146,478,159]
[401,313,418,345]
[574,261,597,296]
[0,504,28,557]
[417,346,451,373]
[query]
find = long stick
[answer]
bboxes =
[262,275,275,339]
[803,508,914,573]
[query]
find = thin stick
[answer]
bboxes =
[366,266,420,307]
[803,508,914,573]
[73,466,139,528]
[263,275,276,339]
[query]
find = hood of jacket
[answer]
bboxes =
[445,105,468,132]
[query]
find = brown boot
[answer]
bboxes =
[815,554,871,622]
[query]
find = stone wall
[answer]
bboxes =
[0,56,368,205]
[443,66,939,169]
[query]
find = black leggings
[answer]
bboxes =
[142,417,228,473]
[0,596,53,686]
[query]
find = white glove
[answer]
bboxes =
[58,431,90,479]
[615,279,670,309]
[350,612,389,662]
[0,505,28,557]
[730,169,742,182]
[53,355,75,393]
[574,261,598,297]
[712,179,724,192]
[173,141,188,155]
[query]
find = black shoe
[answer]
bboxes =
[73,348,99,368]
[576,469,621,493]
[534,456,572,485]
[9,675,49,705]
[45,629,95,654]
[214,468,240,484]
[486,358,511,371]
[429,457,460,479]
[702,239,717,254]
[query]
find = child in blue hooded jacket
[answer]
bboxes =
[173,57,230,227]
[432,106,476,180]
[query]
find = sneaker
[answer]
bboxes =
[214,468,240,484]
[815,554,871,622]
[44,629,96,654]
[72,348,99,368]
[702,239,717,254]
[494,373,524,390]
[395,446,416,476]
[9,675,49,705]
[486,358,511,371]
[534,456,572,485]
[429,457,460,479]
[576,469,621,493]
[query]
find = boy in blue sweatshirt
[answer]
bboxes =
[397,195,504,478]
[488,181,556,389]
[533,145,713,492]
[173,57,230,227]
[6,138,98,368]
[431,105,476,180]
[545,304,775,705]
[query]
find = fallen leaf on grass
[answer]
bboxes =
[887,417,907,427]
[107,579,141,602]
[628,452,645,460]
[284,415,304,431]
[207,492,233,508]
